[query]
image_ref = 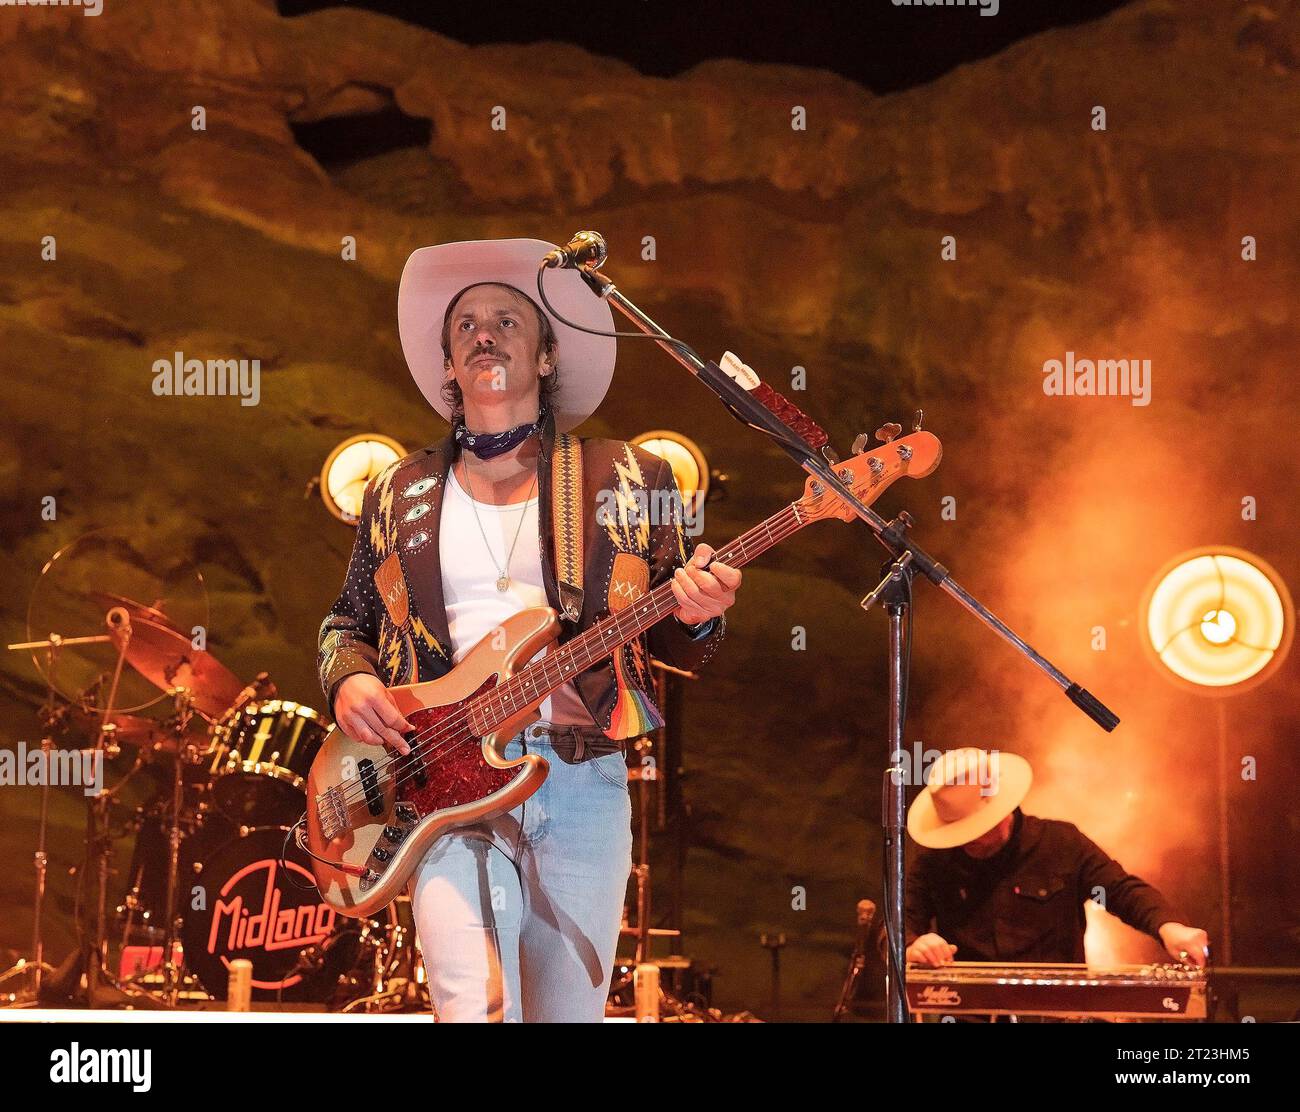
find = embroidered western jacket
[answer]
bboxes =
[317,408,727,741]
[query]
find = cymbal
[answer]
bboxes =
[59,706,161,747]
[109,616,243,719]
[27,527,211,714]
[85,591,184,632]
[57,705,209,756]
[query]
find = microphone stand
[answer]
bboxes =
[832,899,879,1022]
[559,253,1121,1024]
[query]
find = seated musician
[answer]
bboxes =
[904,747,1209,969]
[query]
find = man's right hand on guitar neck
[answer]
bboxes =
[334,673,415,755]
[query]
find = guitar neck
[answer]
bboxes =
[468,500,810,733]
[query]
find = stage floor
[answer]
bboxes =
[0,1006,640,1023]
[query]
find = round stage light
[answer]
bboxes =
[1142,547,1293,694]
[630,430,710,508]
[320,434,407,525]
[1199,609,1235,645]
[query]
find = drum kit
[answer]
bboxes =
[1,528,427,1012]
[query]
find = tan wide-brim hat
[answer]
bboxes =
[907,747,1033,849]
[397,238,616,432]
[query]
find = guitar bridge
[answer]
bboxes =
[317,786,348,841]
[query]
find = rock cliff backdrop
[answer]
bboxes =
[1,0,1297,1017]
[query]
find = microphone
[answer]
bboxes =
[541,231,607,271]
[853,899,878,959]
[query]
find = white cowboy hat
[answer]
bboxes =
[906,747,1033,849]
[397,238,616,432]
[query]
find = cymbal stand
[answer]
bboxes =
[79,608,168,1008]
[630,743,654,966]
[612,737,687,1011]
[0,636,74,1006]
[157,686,196,1006]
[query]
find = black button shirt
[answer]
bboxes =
[905,810,1183,963]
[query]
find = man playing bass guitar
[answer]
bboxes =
[317,238,741,1022]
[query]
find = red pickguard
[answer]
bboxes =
[401,675,517,816]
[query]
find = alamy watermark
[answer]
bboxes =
[890,742,1002,795]
[1042,351,1151,407]
[595,486,704,537]
[892,0,999,17]
[1,743,103,796]
[152,351,261,406]
[0,0,103,16]
[50,1044,150,1092]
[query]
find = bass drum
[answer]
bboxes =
[120,803,230,941]
[181,825,361,1002]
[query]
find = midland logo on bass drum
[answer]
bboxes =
[205,854,336,989]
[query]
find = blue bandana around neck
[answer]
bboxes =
[454,411,544,459]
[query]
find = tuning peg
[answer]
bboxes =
[912,409,924,432]
[875,422,902,443]
[851,432,871,455]
[820,444,841,465]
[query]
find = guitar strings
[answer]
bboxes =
[328,505,807,814]
[332,504,794,805]
[334,572,691,806]
[330,506,806,813]
[330,566,714,813]
[331,503,811,812]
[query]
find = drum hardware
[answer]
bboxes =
[116,795,221,945]
[337,895,431,1014]
[85,611,190,1008]
[206,697,326,827]
[87,682,206,1007]
[7,584,223,1008]
[4,607,178,1009]
[0,635,86,1006]
[179,824,365,1003]
[58,704,177,754]
[9,536,421,1012]
[9,540,213,1007]
[106,612,244,721]
[59,608,173,1008]
[90,617,284,1004]
[608,735,724,1021]
[85,591,181,633]
[153,685,201,1006]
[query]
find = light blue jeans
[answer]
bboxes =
[408,725,633,1022]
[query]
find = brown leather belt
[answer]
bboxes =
[522,722,622,764]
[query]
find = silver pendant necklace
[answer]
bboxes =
[459,458,538,592]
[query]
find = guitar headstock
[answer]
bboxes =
[795,431,942,523]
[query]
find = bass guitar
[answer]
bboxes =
[304,430,941,916]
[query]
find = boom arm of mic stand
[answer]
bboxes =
[582,266,1120,733]
[575,267,811,450]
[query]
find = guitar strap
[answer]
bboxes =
[551,431,585,622]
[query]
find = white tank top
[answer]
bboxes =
[439,465,595,727]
